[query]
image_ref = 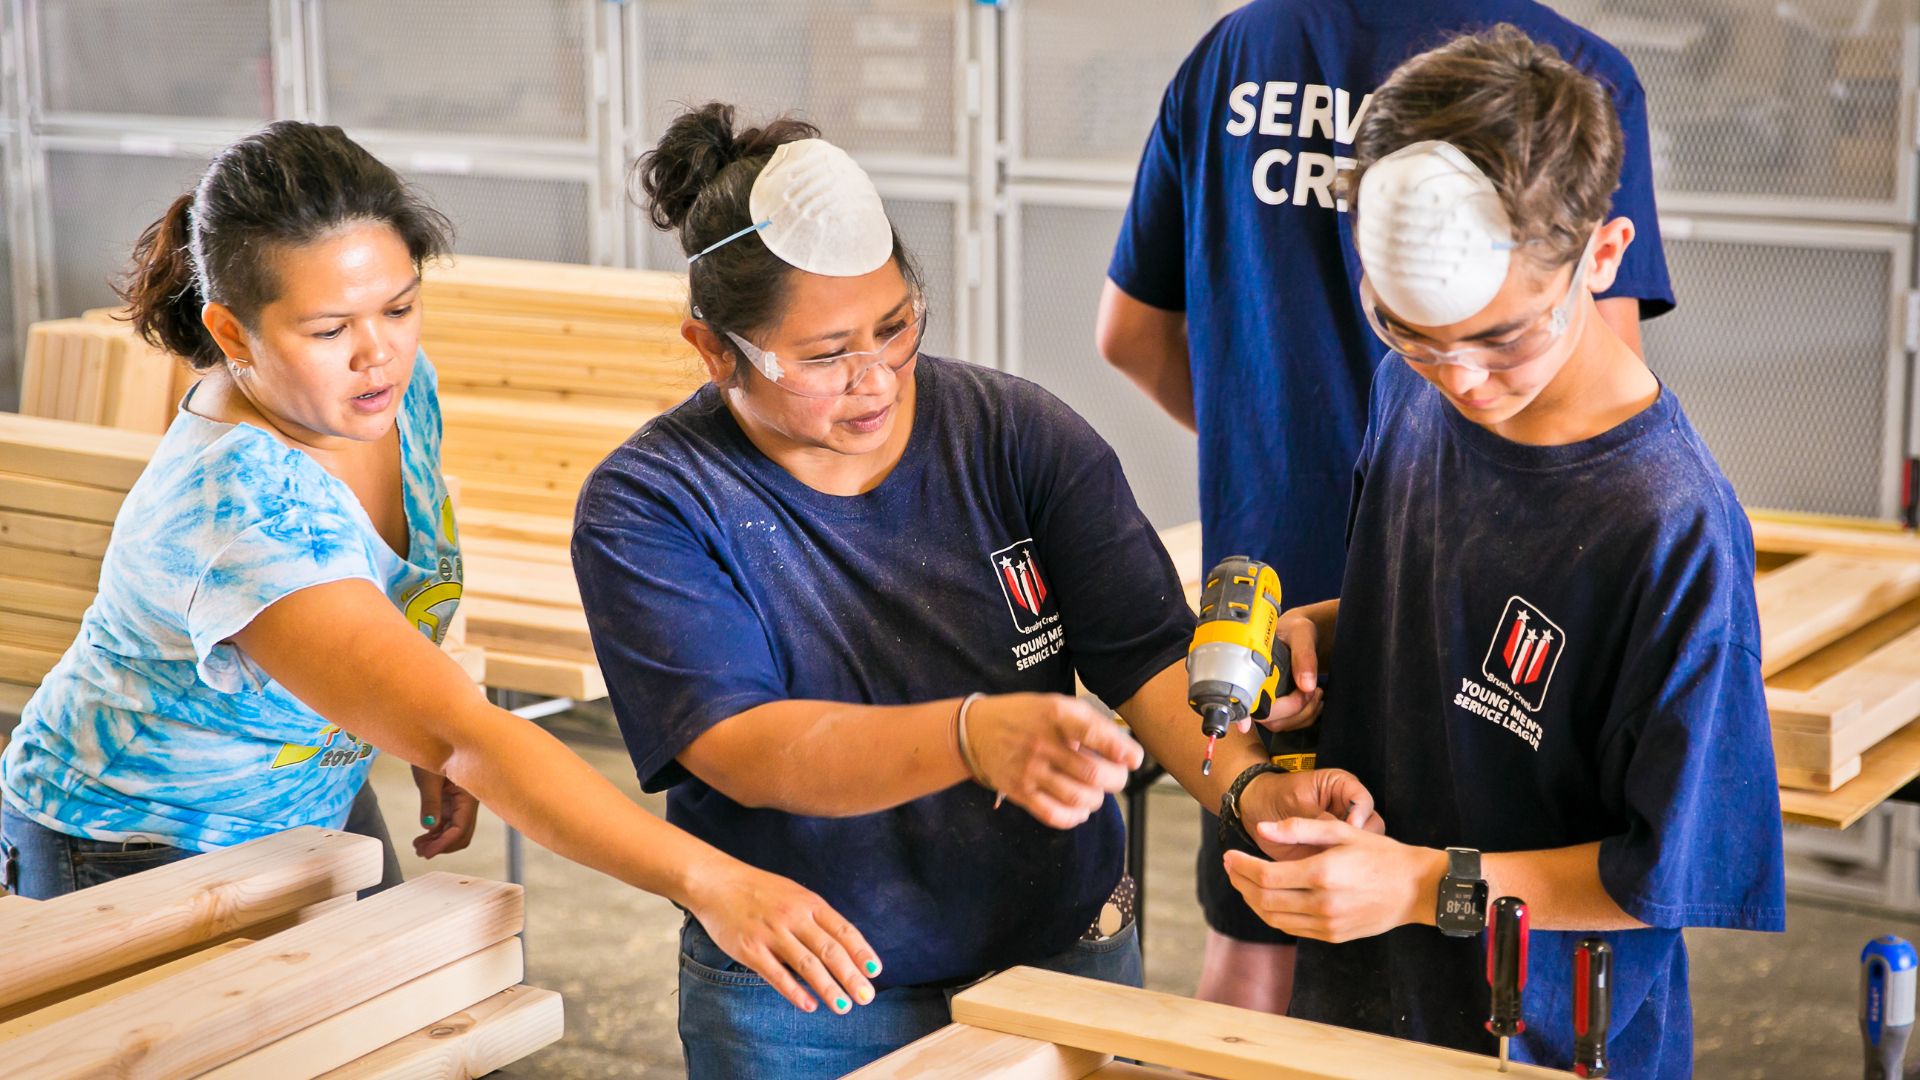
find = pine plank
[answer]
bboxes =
[1775,758,1863,792]
[0,643,64,686]
[0,940,252,1042]
[0,509,113,558]
[51,325,82,421]
[0,472,128,523]
[0,827,383,1014]
[1755,554,1920,676]
[20,322,49,416]
[0,680,36,715]
[0,611,82,652]
[317,984,564,1079]
[457,509,572,547]
[1749,511,1920,562]
[3,873,523,1079]
[202,938,524,1079]
[950,967,1567,1080]
[0,411,160,490]
[69,329,110,425]
[0,544,102,588]
[1780,717,1920,830]
[102,331,182,434]
[465,598,594,662]
[481,650,606,701]
[0,574,97,620]
[847,1023,1111,1079]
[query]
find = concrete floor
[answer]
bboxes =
[357,716,1919,1079]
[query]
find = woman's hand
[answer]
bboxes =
[1235,767,1383,849]
[1259,607,1326,731]
[684,859,884,1014]
[964,693,1145,830]
[410,765,480,858]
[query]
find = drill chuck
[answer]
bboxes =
[1198,702,1233,740]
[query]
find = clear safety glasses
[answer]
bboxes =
[725,297,928,399]
[1360,233,1596,373]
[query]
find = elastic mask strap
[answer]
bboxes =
[688,219,772,264]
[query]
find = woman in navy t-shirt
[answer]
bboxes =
[574,104,1382,1079]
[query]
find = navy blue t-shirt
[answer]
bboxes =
[1289,360,1786,1077]
[571,355,1194,988]
[1109,0,1675,605]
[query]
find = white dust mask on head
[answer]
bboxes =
[1355,140,1516,327]
[686,138,894,280]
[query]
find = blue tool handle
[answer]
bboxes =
[1861,936,1916,1080]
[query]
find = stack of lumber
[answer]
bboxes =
[0,827,563,1078]
[420,256,707,700]
[17,314,194,435]
[1157,512,1920,830]
[0,413,482,716]
[853,965,1566,1079]
[0,413,160,713]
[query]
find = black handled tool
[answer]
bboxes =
[1486,895,1529,1072]
[1572,935,1611,1077]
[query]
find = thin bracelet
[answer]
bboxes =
[955,694,1007,809]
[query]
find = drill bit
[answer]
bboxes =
[1202,734,1218,775]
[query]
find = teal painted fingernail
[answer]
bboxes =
[865,960,880,976]
[835,996,850,1012]
[422,816,437,827]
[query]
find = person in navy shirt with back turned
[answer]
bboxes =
[1097,0,1676,1015]
[1216,27,1784,1078]
[573,102,1383,1080]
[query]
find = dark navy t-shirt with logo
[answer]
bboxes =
[1290,360,1786,1078]
[1109,0,1675,605]
[571,355,1194,988]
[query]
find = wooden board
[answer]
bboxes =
[1749,512,1920,562]
[0,643,65,687]
[950,967,1566,1080]
[0,940,252,1041]
[0,410,161,489]
[0,509,114,558]
[1780,717,1920,830]
[0,574,97,621]
[0,472,132,524]
[0,827,383,1013]
[202,937,524,1079]
[464,597,595,662]
[847,1023,1111,1079]
[0,611,83,653]
[481,650,606,701]
[318,984,564,1079]
[3,873,524,1078]
[0,681,35,715]
[1754,554,1920,676]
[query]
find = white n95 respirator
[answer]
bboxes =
[1355,141,1515,327]
[689,138,894,280]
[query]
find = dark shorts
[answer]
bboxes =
[1,782,404,900]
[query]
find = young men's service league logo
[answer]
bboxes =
[1481,595,1565,712]
[990,538,1051,634]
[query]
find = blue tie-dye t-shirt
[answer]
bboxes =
[0,351,462,852]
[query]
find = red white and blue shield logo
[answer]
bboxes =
[990,539,1051,634]
[1481,595,1565,712]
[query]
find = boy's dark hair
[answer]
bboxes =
[1348,25,1623,273]
[117,120,453,370]
[631,101,922,372]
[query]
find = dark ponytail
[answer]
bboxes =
[115,120,454,370]
[631,102,922,353]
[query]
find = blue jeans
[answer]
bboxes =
[1,782,403,900]
[677,915,1142,1080]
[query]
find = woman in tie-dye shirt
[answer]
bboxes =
[0,122,881,1016]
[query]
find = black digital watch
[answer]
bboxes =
[1436,846,1489,937]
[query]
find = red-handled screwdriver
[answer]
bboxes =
[1486,896,1529,1072]
[1573,935,1612,1077]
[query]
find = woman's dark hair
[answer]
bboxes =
[631,102,922,374]
[116,120,453,370]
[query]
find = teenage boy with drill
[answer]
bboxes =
[1217,26,1784,1077]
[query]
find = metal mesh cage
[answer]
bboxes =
[319,1,592,140]
[37,0,273,120]
[1644,234,1897,518]
[638,192,962,360]
[403,171,593,264]
[1013,0,1227,171]
[1547,0,1913,208]
[47,150,210,318]
[638,0,960,163]
[1014,201,1197,528]
[0,147,15,411]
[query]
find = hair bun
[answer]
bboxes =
[634,102,821,233]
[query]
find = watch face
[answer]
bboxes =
[1438,880,1487,933]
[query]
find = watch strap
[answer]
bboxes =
[1446,846,1482,880]
[1218,761,1289,852]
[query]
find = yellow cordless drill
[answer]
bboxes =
[1187,556,1292,776]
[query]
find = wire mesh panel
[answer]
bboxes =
[637,192,963,361]
[46,149,210,318]
[1011,199,1197,528]
[1548,0,1916,215]
[1010,0,1228,175]
[404,171,593,264]
[37,0,273,121]
[1643,229,1901,519]
[318,1,592,141]
[0,146,15,411]
[637,0,962,165]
